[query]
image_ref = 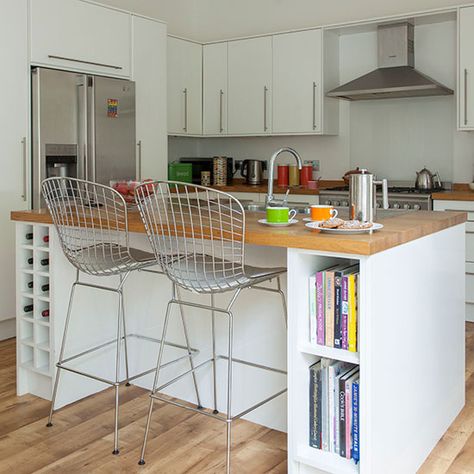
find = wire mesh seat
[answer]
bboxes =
[41,177,201,456]
[135,181,287,472]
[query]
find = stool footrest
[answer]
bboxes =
[57,334,199,387]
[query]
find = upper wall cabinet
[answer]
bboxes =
[459,6,474,130]
[203,43,228,135]
[272,29,338,135]
[133,16,167,180]
[228,37,273,135]
[30,0,131,77]
[168,37,202,135]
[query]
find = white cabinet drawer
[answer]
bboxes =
[30,0,131,77]
[466,272,474,304]
[466,233,474,262]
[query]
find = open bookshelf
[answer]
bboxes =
[16,223,53,400]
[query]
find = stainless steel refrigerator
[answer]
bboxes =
[31,67,136,208]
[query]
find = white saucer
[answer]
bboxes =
[258,218,298,227]
[305,221,384,234]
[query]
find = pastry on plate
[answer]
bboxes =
[340,220,373,230]
[320,217,344,229]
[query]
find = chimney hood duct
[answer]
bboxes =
[326,22,453,100]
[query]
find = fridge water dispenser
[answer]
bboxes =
[45,144,78,180]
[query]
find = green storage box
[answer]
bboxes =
[168,162,193,183]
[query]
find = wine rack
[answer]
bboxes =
[16,223,53,398]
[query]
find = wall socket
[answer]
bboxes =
[305,160,320,172]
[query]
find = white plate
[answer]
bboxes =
[305,221,384,234]
[258,218,298,227]
[303,217,322,223]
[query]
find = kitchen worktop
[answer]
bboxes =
[432,190,474,201]
[11,209,466,256]
[208,178,345,195]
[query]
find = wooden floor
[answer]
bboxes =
[0,325,474,473]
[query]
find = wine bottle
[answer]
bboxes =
[27,257,33,265]
[27,281,34,289]
[41,284,49,292]
[43,235,49,243]
[41,309,49,318]
[23,304,33,313]
[40,258,49,266]
[25,233,33,241]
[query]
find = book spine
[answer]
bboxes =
[342,276,349,350]
[339,376,346,457]
[348,274,357,353]
[316,369,322,449]
[334,273,342,348]
[325,272,335,348]
[321,366,328,450]
[328,367,335,452]
[309,365,319,447]
[316,272,325,345]
[309,274,317,344]
[345,378,352,459]
[352,381,360,463]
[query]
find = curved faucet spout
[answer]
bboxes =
[266,147,303,207]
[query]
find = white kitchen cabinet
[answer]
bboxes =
[272,29,339,135]
[0,0,29,327]
[228,37,273,135]
[30,0,131,78]
[459,6,474,130]
[434,199,473,320]
[133,16,167,180]
[203,43,228,135]
[168,37,202,135]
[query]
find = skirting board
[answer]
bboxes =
[0,318,15,341]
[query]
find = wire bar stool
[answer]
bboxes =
[42,177,202,455]
[135,181,288,472]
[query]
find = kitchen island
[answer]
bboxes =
[10,208,466,474]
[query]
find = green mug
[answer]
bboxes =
[266,207,297,224]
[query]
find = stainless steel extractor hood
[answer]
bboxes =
[327,22,453,100]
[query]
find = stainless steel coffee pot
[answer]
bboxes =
[348,169,389,222]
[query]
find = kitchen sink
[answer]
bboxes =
[242,201,311,214]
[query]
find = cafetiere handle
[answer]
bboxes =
[374,178,389,210]
[241,160,248,179]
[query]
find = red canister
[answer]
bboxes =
[277,165,289,187]
[300,165,313,186]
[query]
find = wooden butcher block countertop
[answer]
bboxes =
[11,208,466,256]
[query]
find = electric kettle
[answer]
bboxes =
[241,159,266,185]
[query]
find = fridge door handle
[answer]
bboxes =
[137,140,142,181]
[88,77,96,182]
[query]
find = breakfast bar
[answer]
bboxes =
[10,208,466,474]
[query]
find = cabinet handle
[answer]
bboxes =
[47,54,123,70]
[183,88,188,132]
[219,89,224,133]
[137,140,142,181]
[21,137,27,202]
[264,86,268,131]
[312,82,317,130]
[465,69,468,126]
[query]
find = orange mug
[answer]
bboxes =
[310,205,338,221]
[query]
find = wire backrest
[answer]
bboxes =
[135,181,246,293]
[42,177,132,276]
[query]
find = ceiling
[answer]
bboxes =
[99,0,462,42]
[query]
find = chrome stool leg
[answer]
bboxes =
[225,309,234,474]
[138,299,174,465]
[176,284,203,409]
[47,270,79,427]
[120,280,131,387]
[277,276,288,328]
[211,293,218,415]
[112,286,124,455]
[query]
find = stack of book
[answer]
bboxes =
[309,263,359,352]
[309,359,360,463]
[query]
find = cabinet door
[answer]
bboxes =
[273,29,322,134]
[0,0,29,323]
[133,17,167,180]
[459,6,474,129]
[203,43,228,135]
[168,37,202,135]
[228,37,272,135]
[30,0,131,77]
